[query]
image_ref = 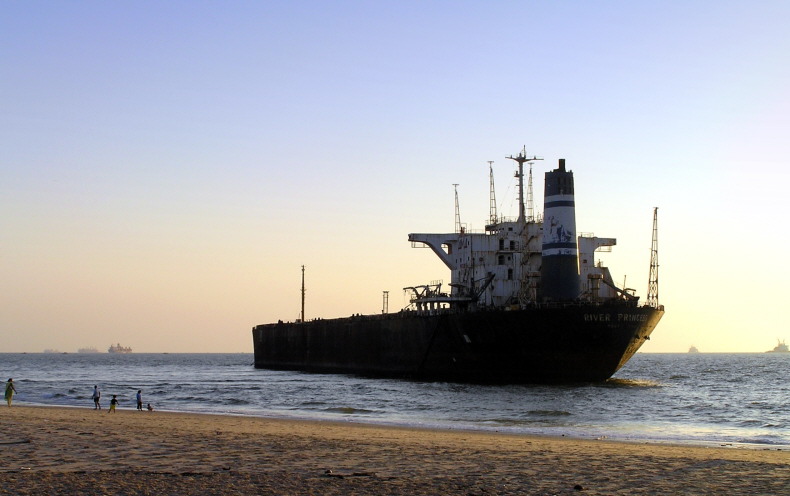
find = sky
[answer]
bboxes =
[2,1,789,353]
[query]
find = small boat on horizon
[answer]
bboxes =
[766,339,789,353]
[78,346,99,353]
[688,345,699,353]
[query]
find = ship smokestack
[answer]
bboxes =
[541,158,579,300]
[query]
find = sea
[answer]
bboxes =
[2,352,788,449]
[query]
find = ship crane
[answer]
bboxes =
[403,282,473,311]
[646,207,660,309]
[453,184,463,234]
[601,279,639,302]
[488,161,497,226]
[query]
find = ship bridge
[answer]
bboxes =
[408,233,461,270]
[578,235,634,301]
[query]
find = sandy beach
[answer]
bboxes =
[0,406,787,495]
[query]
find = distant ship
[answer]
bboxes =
[253,149,664,383]
[78,347,99,353]
[108,343,132,354]
[42,349,61,354]
[766,339,789,353]
[688,345,699,353]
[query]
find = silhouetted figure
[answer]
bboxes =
[108,394,118,413]
[5,379,16,407]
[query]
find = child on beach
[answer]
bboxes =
[147,403,154,411]
[108,394,118,413]
[5,378,16,407]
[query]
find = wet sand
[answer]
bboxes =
[1,406,788,495]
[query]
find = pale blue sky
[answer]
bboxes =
[3,1,789,352]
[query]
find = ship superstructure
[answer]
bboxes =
[767,340,789,353]
[406,150,626,312]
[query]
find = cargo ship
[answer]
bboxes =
[252,149,664,383]
[108,343,132,354]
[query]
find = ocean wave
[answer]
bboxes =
[602,378,662,388]
[323,407,375,415]
[41,392,70,399]
[735,437,782,446]
[475,418,546,427]
[168,395,204,402]
[527,410,572,417]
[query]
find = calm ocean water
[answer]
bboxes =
[2,353,788,449]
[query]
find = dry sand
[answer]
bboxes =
[1,406,788,495]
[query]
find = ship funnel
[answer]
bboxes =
[541,158,580,300]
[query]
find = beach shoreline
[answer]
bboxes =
[15,399,790,451]
[1,406,788,495]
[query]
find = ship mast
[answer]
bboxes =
[300,265,306,322]
[526,161,535,222]
[488,161,497,225]
[506,146,542,223]
[646,208,659,308]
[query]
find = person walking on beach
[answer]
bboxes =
[5,378,16,407]
[108,394,118,413]
[92,385,101,410]
[136,390,143,411]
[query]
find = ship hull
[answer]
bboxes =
[252,304,664,383]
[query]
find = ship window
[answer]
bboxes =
[509,241,515,250]
[498,255,504,265]
[507,268,513,280]
[499,239,504,250]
